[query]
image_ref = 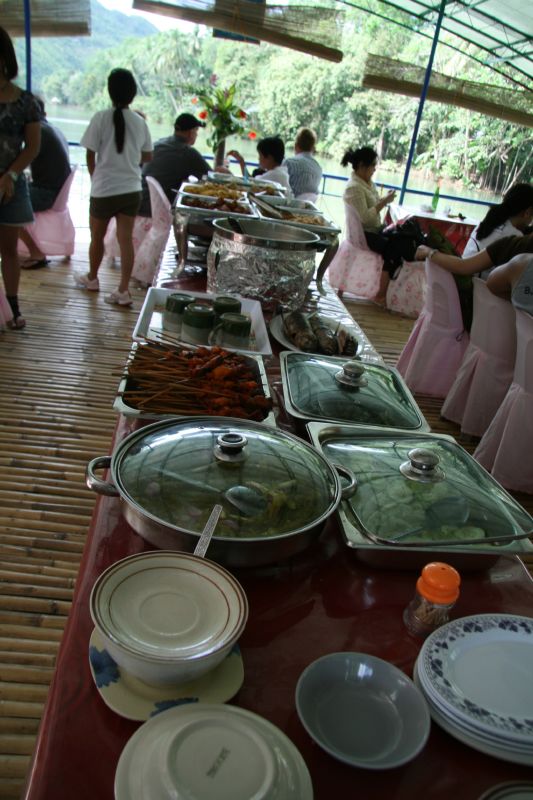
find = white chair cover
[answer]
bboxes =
[327,202,382,299]
[0,290,13,330]
[297,192,318,203]
[132,177,172,287]
[396,258,469,397]
[18,167,77,257]
[441,278,516,436]
[474,309,533,493]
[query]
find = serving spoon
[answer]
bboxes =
[193,504,223,558]
[160,470,268,518]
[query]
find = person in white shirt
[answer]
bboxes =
[284,127,322,200]
[228,136,292,196]
[486,253,533,315]
[75,68,152,306]
[462,183,533,263]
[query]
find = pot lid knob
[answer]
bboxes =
[335,360,367,389]
[400,448,445,483]
[214,432,248,462]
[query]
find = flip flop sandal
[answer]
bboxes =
[7,316,26,330]
[21,258,50,270]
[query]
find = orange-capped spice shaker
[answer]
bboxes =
[403,562,461,637]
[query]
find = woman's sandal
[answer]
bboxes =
[7,316,26,330]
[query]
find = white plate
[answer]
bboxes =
[133,287,272,357]
[269,312,381,363]
[418,614,533,743]
[88,628,244,721]
[414,659,533,767]
[91,552,248,661]
[115,703,313,800]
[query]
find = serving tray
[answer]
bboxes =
[132,287,272,357]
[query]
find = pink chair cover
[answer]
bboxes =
[18,168,77,257]
[396,258,469,397]
[386,260,426,318]
[132,177,172,286]
[0,290,13,330]
[441,278,516,436]
[474,309,533,493]
[327,202,382,299]
[102,215,152,266]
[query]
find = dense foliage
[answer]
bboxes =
[17,0,533,193]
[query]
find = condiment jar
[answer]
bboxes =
[181,303,215,345]
[213,295,242,323]
[403,561,460,637]
[162,293,194,334]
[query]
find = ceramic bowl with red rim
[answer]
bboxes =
[90,551,248,687]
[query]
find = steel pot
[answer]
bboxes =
[86,416,356,568]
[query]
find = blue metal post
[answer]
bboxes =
[399,0,447,203]
[24,0,32,92]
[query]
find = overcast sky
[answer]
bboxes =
[97,0,195,32]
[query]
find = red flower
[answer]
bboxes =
[191,97,198,104]
[239,110,247,119]
[248,131,257,139]
[198,110,208,120]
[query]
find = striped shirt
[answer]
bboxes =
[284,152,322,198]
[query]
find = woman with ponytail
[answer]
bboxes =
[341,146,420,304]
[463,183,533,261]
[76,68,152,305]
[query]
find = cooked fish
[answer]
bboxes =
[308,314,339,355]
[282,311,318,352]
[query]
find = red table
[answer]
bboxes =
[388,203,477,256]
[22,265,533,800]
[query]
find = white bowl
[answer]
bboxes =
[114,703,313,800]
[90,551,248,687]
[295,652,430,769]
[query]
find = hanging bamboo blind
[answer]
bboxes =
[133,0,344,61]
[362,55,533,128]
[1,0,91,36]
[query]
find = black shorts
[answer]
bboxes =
[89,191,141,220]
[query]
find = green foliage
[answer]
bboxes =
[19,0,533,192]
[195,78,252,154]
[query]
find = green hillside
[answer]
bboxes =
[14,0,158,93]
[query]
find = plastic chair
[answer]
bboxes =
[396,258,469,397]
[441,278,516,436]
[131,177,173,287]
[386,260,427,319]
[18,167,77,257]
[327,202,382,299]
[474,309,533,493]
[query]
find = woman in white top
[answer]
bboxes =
[462,183,533,261]
[486,253,533,315]
[76,69,152,306]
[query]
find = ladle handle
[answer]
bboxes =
[194,504,223,558]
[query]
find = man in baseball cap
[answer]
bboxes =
[138,112,209,216]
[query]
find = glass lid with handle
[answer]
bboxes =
[280,352,427,430]
[112,417,342,540]
[307,426,533,548]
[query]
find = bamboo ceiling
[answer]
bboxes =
[1,0,91,36]
[363,55,533,128]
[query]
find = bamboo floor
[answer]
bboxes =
[0,253,531,799]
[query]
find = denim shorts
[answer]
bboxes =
[0,175,34,226]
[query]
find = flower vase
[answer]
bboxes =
[214,139,226,169]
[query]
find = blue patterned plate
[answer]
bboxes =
[89,628,244,721]
[418,614,533,743]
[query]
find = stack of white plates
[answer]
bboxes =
[414,614,533,766]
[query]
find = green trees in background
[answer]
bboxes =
[22,2,532,193]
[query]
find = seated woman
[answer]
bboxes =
[341,146,418,304]
[416,233,533,277]
[462,183,533,265]
[227,136,292,195]
[486,253,533,314]
[283,127,322,200]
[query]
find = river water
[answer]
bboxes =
[49,103,498,230]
